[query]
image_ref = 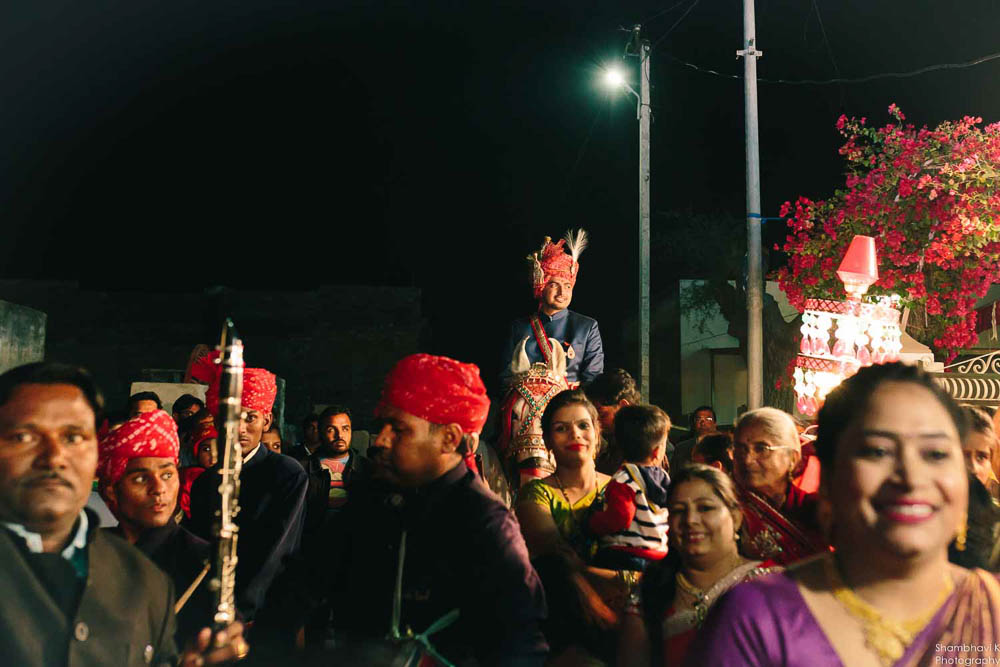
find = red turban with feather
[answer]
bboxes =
[528,229,588,299]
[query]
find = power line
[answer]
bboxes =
[657,48,1000,85]
[559,103,605,202]
[649,0,703,51]
[810,0,841,78]
[628,0,692,28]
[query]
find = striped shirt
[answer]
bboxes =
[590,463,670,557]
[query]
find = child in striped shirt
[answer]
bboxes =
[588,404,671,572]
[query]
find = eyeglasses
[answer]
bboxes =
[734,443,796,459]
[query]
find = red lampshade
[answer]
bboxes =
[836,235,878,298]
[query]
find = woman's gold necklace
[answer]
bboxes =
[553,469,595,508]
[675,571,711,626]
[675,554,745,627]
[823,555,954,666]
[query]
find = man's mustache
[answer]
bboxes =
[26,472,73,487]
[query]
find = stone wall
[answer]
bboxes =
[0,281,423,430]
[0,300,46,373]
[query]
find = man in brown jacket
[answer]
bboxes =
[0,362,245,666]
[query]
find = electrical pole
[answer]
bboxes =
[639,36,651,403]
[739,0,763,409]
[625,25,652,402]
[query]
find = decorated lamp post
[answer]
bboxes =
[792,235,904,416]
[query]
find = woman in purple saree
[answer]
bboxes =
[689,362,1000,666]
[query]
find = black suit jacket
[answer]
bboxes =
[187,444,308,620]
[327,462,549,665]
[106,522,213,646]
[0,509,177,666]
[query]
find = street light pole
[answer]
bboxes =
[604,27,652,402]
[739,0,764,410]
[638,38,651,403]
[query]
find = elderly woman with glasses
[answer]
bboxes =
[733,407,827,565]
[688,362,1000,666]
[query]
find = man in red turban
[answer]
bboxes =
[376,353,490,485]
[187,354,308,626]
[501,230,604,388]
[97,409,180,507]
[97,409,216,646]
[312,354,548,664]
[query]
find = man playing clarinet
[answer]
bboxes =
[187,357,308,624]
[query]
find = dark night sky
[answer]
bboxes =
[3,0,1000,385]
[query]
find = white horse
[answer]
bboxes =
[496,336,570,489]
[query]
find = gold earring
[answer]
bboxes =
[956,514,967,552]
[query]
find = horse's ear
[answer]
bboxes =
[510,337,532,374]
[548,337,567,377]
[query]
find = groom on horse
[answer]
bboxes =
[500,229,604,390]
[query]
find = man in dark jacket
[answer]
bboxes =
[187,363,308,623]
[97,408,213,645]
[0,362,245,666]
[300,405,374,547]
[317,354,548,666]
[669,405,718,470]
[286,414,320,463]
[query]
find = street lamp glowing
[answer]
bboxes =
[604,68,625,88]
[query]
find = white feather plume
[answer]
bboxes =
[563,228,589,263]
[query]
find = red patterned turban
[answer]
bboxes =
[529,230,588,299]
[190,351,277,415]
[190,422,219,458]
[98,409,179,492]
[378,353,490,435]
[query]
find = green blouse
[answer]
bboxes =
[519,477,608,559]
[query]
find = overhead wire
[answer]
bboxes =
[649,0,703,51]
[622,0,704,120]
[636,0,1000,86]
[655,48,1000,85]
[629,0,692,28]
[810,0,841,77]
[559,102,605,202]
[809,0,845,105]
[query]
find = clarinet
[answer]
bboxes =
[211,318,245,633]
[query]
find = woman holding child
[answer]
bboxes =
[515,389,618,664]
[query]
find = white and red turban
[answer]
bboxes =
[190,422,219,458]
[378,353,490,435]
[190,351,277,415]
[98,409,179,493]
[529,230,588,299]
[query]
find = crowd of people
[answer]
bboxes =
[3,232,1000,666]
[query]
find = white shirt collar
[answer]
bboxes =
[243,443,262,464]
[3,509,89,558]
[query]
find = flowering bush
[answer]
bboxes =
[775,105,1000,361]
